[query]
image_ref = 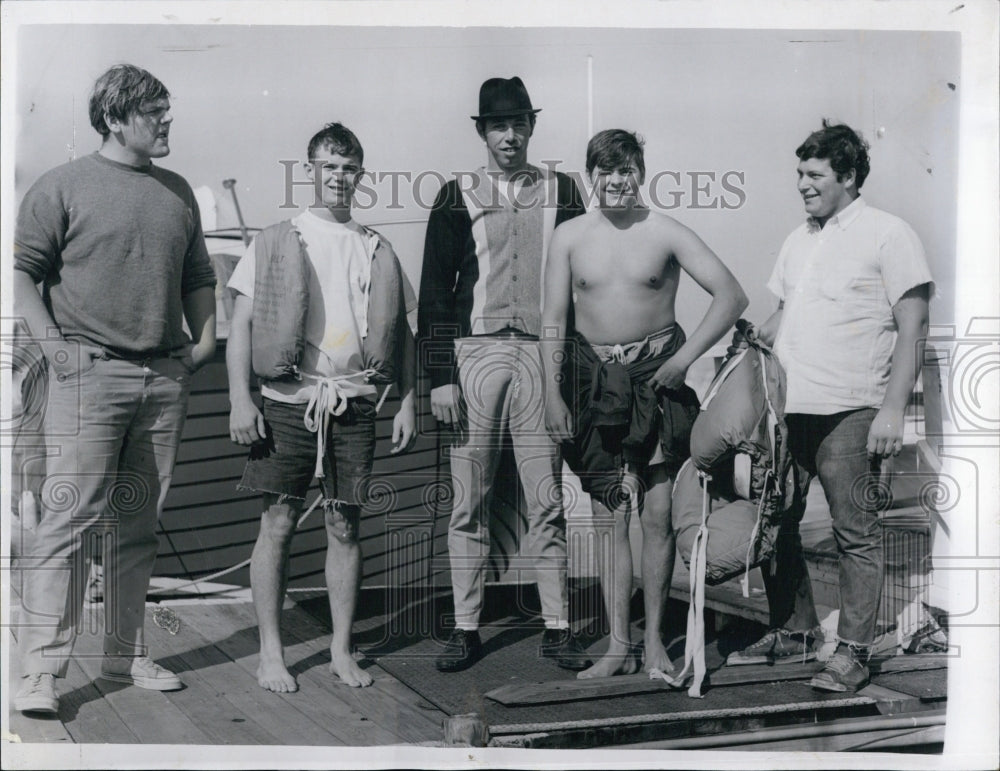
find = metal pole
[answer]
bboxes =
[618,710,946,750]
[222,178,251,246]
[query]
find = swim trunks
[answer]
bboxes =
[560,325,700,506]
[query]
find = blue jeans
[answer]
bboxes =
[764,408,883,647]
[17,353,192,676]
[239,397,376,506]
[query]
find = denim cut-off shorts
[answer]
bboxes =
[239,396,376,508]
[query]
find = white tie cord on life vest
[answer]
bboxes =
[148,375,394,598]
[303,370,391,479]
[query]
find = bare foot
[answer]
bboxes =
[329,649,373,688]
[643,637,675,675]
[257,656,298,693]
[576,645,641,679]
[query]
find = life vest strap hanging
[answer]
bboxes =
[653,466,710,697]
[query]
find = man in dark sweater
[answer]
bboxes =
[418,76,590,672]
[13,64,217,713]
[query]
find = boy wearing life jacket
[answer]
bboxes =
[227,123,416,692]
[727,121,932,693]
[542,129,747,678]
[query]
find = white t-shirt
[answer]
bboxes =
[228,210,377,403]
[768,197,933,415]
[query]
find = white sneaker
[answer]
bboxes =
[100,655,182,691]
[14,673,59,714]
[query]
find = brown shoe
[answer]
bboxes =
[810,644,870,692]
[727,628,818,666]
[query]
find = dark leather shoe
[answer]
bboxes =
[540,628,592,671]
[435,629,482,672]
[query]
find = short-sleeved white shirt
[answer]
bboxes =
[228,210,377,404]
[768,197,933,415]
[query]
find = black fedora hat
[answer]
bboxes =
[471,76,542,121]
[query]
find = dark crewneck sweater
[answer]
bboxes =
[15,152,216,357]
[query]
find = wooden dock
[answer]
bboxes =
[7,583,947,753]
[7,597,449,748]
[7,335,948,754]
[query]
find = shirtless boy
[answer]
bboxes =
[542,130,747,678]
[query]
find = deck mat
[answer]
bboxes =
[297,586,881,733]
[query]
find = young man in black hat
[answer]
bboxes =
[418,76,590,672]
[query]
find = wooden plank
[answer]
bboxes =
[484,668,635,706]
[156,532,257,563]
[7,631,76,745]
[159,518,260,548]
[69,628,215,745]
[185,390,234,415]
[274,602,446,744]
[485,654,950,707]
[180,413,232,440]
[60,658,142,745]
[8,606,143,745]
[8,707,75,745]
[369,674,447,730]
[220,601,420,744]
[142,606,341,746]
[175,601,401,745]
[158,526,259,561]
[165,479,257,508]
[873,653,950,674]
[857,682,930,715]
[53,608,150,744]
[371,447,440,472]
[170,456,250,487]
[175,434,246,463]
[161,497,260,525]
[485,663,812,706]
[373,421,439,442]
[56,603,208,744]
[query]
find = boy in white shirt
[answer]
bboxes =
[727,121,932,693]
[227,123,416,692]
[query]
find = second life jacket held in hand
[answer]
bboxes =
[654,320,796,697]
[250,219,403,384]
